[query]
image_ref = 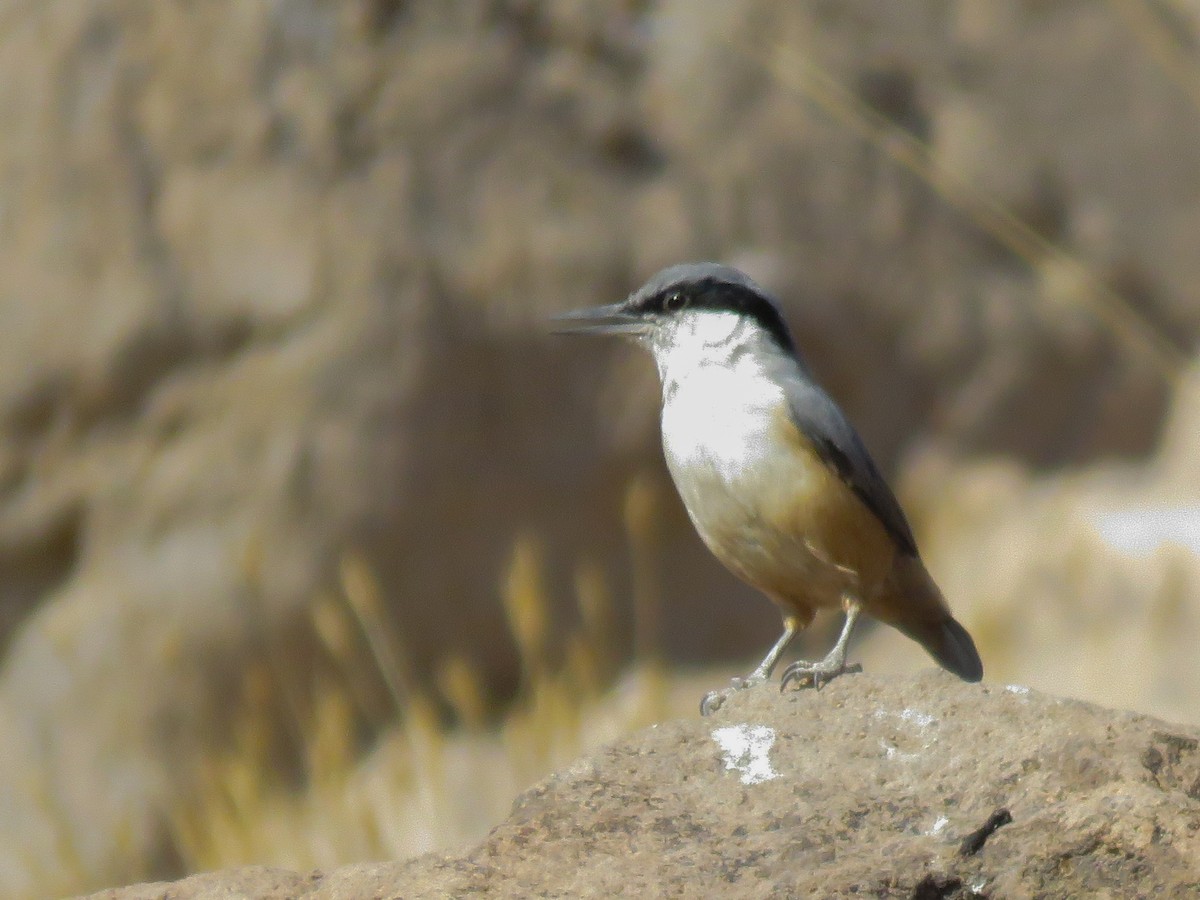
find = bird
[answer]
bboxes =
[553,262,982,715]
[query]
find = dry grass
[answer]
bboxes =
[752,23,1186,390]
[164,474,679,874]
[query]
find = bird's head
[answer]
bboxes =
[552,263,796,375]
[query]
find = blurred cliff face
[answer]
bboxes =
[0,0,1199,895]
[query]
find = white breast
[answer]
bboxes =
[660,361,785,485]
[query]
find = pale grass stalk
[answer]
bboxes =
[1109,0,1200,114]
[165,476,674,880]
[757,40,1186,388]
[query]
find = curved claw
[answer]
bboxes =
[779,660,815,692]
[700,674,768,716]
[780,660,862,693]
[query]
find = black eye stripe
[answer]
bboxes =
[639,278,793,352]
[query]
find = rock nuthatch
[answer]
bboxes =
[554,262,982,715]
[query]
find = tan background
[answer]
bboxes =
[1,0,1199,895]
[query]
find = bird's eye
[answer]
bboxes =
[664,292,686,312]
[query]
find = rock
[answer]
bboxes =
[84,672,1200,898]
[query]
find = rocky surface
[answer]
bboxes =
[3,0,1200,894]
[85,671,1200,898]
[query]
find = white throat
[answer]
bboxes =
[649,311,751,385]
[646,311,792,399]
[648,311,798,484]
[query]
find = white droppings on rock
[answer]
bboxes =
[873,708,937,741]
[899,708,936,729]
[712,724,780,785]
[1005,684,1030,696]
[928,815,949,836]
[878,735,921,762]
[878,739,919,761]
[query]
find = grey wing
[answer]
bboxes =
[786,379,919,557]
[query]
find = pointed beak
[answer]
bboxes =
[550,303,646,336]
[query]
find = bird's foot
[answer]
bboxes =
[700,673,767,716]
[779,657,862,693]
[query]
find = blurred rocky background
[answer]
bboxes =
[1,0,1199,896]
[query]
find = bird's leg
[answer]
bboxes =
[740,616,801,684]
[779,597,864,692]
[700,616,801,716]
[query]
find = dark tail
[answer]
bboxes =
[879,555,984,682]
[924,616,983,682]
